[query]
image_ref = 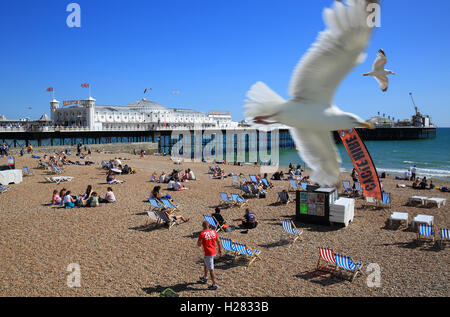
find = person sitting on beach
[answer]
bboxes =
[101,187,116,203]
[150,172,157,182]
[149,186,172,201]
[173,180,188,191]
[234,208,258,230]
[419,177,428,190]
[212,207,230,231]
[188,169,196,180]
[271,172,281,181]
[106,171,124,184]
[51,190,62,205]
[82,185,94,201]
[404,169,411,181]
[412,178,421,189]
[86,192,100,207]
[63,191,77,209]
[59,188,67,201]
[429,179,435,190]
[162,209,190,223]
[159,172,167,183]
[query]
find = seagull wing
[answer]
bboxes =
[374,74,389,92]
[290,128,342,187]
[289,0,376,105]
[372,49,387,71]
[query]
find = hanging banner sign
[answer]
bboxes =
[63,100,80,107]
[338,129,382,200]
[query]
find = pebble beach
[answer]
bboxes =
[0,153,448,297]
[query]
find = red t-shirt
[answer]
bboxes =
[198,229,218,256]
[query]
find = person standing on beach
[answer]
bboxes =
[197,221,222,290]
[411,166,417,181]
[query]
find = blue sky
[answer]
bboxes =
[1,0,449,126]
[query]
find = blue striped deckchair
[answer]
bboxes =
[220,193,235,207]
[282,220,303,248]
[156,210,177,230]
[249,175,259,184]
[160,198,180,213]
[203,214,223,232]
[240,184,256,198]
[439,228,450,249]
[342,181,353,196]
[149,199,165,212]
[261,178,270,188]
[354,182,363,196]
[240,176,249,184]
[231,193,248,208]
[417,224,435,244]
[334,253,364,282]
[300,182,308,191]
[289,179,299,192]
[377,192,392,209]
[233,242,261,269]
[23,166,34,176]
[232,175,241,187]
[220,238,237,258]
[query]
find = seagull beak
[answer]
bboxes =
[358,122,375,129]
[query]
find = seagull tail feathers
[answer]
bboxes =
[244,82,286,121]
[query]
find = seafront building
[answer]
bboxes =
[49,96,239,131]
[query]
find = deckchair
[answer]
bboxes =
[342,181,354,196]
[23,166,34,176]
[240,176,249,184]
[231,193,248,208]
[261,178,271,188]
[300,182,308,191]
[249,175,259,184]
[233,242,261,269]
[220,238,237,258]
[354,182,363,196]
[316,247,336,273]
[288,179,299,192]
[51,164,64,174]
[278,191,290,204]
[145,210,162,227]
[155,210,177,230]
[203,214,223,232]
[282,220,303,248]
[377,192,391,209]
[149,198,165,212]
[0,185,10,193]
[160,198,180,213]
[416,224,435,245]
[240,184,256,198]
[333,253,364,282]
[220,192,236,208]
[439,228,450,249]
[232,175,242,187]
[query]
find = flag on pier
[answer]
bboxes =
[46,87,54,92]
[338,128,383,201]
[81,83,90,88]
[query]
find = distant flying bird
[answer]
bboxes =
[27,107,32,110]
[144,88,152,94]
[172,91,180,95]
[363,49,396,92]
[244,0,377,187]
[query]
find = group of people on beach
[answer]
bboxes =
[51,185,116,208]
[150,168,195,191]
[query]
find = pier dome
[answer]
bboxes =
[124,98,167,112]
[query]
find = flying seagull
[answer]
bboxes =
[244,0,377,187]
[363,49,395,92]
[144,88,152,94]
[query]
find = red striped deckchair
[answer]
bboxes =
[316,247,336,273]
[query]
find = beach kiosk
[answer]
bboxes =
[296,187,338,226]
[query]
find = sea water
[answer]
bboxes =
[279,128,450,181]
